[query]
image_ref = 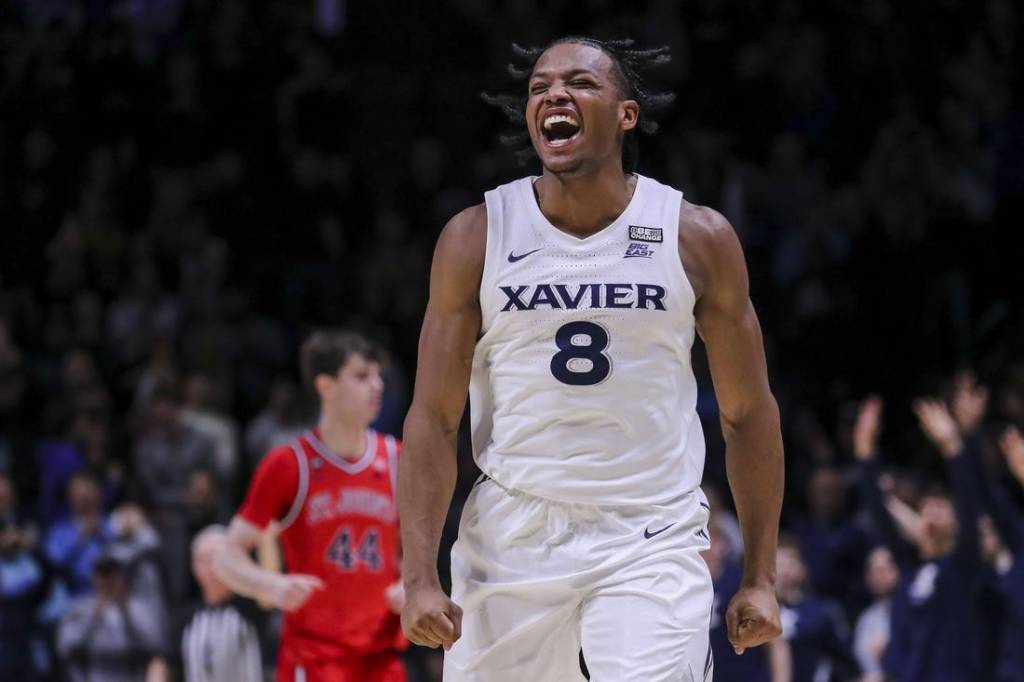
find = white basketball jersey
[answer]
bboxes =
[469,174,705,506]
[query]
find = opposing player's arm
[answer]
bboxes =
[255,522,283,609]
[214,451,324,612]
[398,203,486,649]
[679,203,784,652]
[217,517,320,611]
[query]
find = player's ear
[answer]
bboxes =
[313,374,334,402]
[620,100,639,132]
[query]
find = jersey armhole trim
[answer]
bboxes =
[278,441,309,531]
[479,191,499,334]
[672,191,699,332]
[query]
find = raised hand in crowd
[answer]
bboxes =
[853,395,884,461]
[1000,425,1024,486]
[882,482,924,546]
[951,372,989,437]
[913,398,962,459]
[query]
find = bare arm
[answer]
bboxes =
[852,397,919,561]
[884,495,924,545]
[215,516,323,611]
[767,636,793,682]
[255,522,282,609]
[913,398,983,565]
[399,204,486,649]
[680,203,783,652]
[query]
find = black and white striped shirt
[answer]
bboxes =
[181,601,263,682]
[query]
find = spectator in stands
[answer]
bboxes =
[44,472,111,597]
[69,385,125,507]
[0,474,51,680]
[0,475,12,522]
[853,546,900,682]
[180,372,238,486]
[793,465,871,607]
[775,536,854,681]
[37,416,94,528]
[57,553,167,682]
[0,339,37,499]
[106,260,181,371]
[982,425,1024,682]
[134,383,217,510]
[0,471,35,544]
[106,503,165,614]
[854,391,984,682]
[133,382,216,602]
[704,516,790,682]
[181,467,230,599]
[244,378,307,468]
[185,468,229,538]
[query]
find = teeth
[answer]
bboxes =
[543,114,579,130]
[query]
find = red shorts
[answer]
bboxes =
[276,646,405,682]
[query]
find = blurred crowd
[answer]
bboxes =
[704,375,1024,681]
[0,0,1021,680]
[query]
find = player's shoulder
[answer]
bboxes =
[677,200,736,247]
[255,441,304,475]
[441,202,487,243]
[677,200,744,300]
[264,440,301,460]
[432,203,488,295]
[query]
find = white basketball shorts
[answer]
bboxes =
[443,476,715,682]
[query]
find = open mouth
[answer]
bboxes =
[541,112,582,148]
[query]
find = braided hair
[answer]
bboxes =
[483,37,675,172]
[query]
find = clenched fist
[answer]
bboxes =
[402,583,463,651]
[726,585,783,655]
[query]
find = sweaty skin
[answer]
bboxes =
[398,205,484,650]
[399,40,783,654]
[678,202,785,654]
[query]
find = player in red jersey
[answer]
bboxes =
[215,330,407,682]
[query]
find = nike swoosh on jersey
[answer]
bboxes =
[643,523,676,539]
[507,248,543,263]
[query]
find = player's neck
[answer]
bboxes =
[534,165,635,238]
[317,417,368,462]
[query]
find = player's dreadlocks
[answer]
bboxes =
[483,37,675,173]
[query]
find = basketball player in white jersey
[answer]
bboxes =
[398,37,784,681]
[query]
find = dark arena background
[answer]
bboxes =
[1,1,1022,681]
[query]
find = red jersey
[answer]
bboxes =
[238,428,405,663]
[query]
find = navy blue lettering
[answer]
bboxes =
[636,284,667,311]
[499,283,668,311]
[606,283,633,308]
[528,284,561,310]
[553,284,588,309]
[500,286,530,311]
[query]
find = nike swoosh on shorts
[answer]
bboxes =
[643,523,676,539]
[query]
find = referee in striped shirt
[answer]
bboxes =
[180,525,264,681]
